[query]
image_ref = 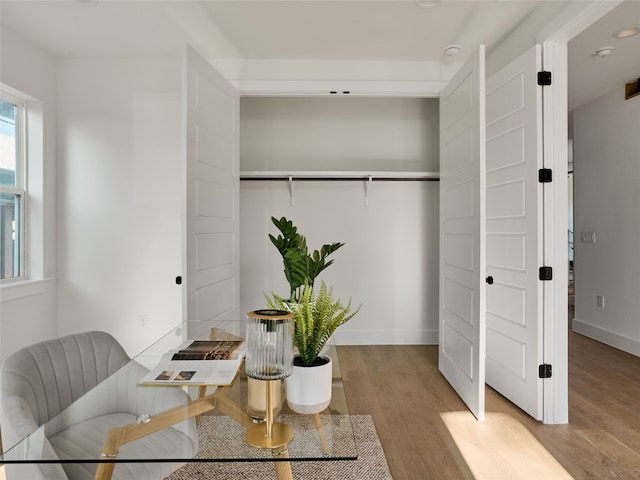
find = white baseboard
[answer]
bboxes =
[572,318,640,357]
[334,329,439,345]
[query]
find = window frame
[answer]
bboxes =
[0,91,27,283]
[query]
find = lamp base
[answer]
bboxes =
[245,422,294,449]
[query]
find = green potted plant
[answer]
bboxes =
[269,216,344,302]
[267,282,360,414]
[266,217,361,413]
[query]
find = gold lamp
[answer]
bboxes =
[244,309,295,448]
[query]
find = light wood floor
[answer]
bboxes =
[337,308,640,479]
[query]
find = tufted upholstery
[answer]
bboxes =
[1,331,198,480]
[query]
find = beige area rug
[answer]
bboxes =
[165,414,392,480]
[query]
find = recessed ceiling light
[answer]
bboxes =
[613,25,640,39]
[415,0,441,8]
[444,45,461,56]
[593,47,614,58]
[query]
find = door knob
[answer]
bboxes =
[486,276,494,285]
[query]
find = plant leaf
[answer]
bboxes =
[268,281,361,366]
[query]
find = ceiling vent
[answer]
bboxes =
[625,79,640,101]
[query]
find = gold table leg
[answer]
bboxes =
[215,386,295,479]
[246,380,294,449]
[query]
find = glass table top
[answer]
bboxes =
[0,320,356,469]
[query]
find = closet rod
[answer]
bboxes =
[241,176,439,182]
[240,171,440,182]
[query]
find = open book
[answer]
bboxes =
[140,339,245,386]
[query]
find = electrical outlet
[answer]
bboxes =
[597,296,605,308]
[581,231,597,244]
[138,315,150,328]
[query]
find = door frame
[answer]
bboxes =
[538,0,622,424]
[539,39,569,424]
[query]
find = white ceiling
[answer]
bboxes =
[197,0,542,61]
[568,1,640,109]
[1,0,639,110]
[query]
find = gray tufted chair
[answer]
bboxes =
[0,331,198,480]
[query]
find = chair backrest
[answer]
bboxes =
[1,331,130,429]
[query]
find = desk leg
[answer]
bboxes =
[273,447,293,480]
[313,413,329,454]
[94,462,116,480]
[94,392,219,480]
[95,426,125,480]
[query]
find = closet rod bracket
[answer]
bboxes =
[364,175,373,206]
[288,176,295,206]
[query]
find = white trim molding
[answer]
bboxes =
[573,318,640,358]
[0,278,49,303]
[236,80,445,97]
[335,328,439,346]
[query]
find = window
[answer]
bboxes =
[0,94,25,281]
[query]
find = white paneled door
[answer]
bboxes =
[184,45,240,334]
[439,46,486,421]
[485,45,544,420]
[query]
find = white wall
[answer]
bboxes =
[56,58,184,355]
[0,29,186,360]
[239,97,440,344]
[572,87,640,355]
[240,97,439,172]
[240,181,440,344]
[0,28,58,362]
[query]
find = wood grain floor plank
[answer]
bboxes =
[576,429,640,479]
[338,307,640,479]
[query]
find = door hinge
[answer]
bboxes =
[539,364,552,379]
[539,266,553,281]
[538,71,552,86]
[538,168,553,183]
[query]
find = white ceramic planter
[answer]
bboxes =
[285,355,332,414]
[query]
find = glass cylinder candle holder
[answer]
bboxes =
[245,310,294,380]
[247,377,283,421]
[245,309,295,449]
